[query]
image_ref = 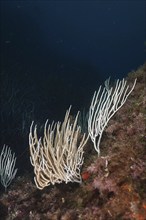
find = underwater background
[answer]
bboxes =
[0,1,146,219]
[1,0,145,170]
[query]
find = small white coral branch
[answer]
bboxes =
[0,145,17,191]
[88,78,137,156]
[29,106,88,190]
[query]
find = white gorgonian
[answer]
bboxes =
[88,78,137,156]
[0,145,17,191]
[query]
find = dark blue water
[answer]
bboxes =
[0,1,145,168]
